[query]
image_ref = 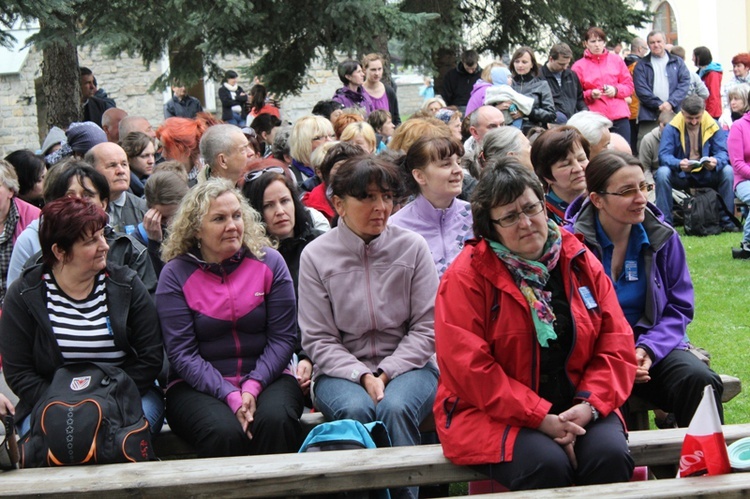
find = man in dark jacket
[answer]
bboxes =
[164,85,203,119]
[81,67,116,127]
[540,43,588,123]
[633,31,691,148]
[442,49,482,113]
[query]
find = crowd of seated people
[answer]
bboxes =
[2,37,748,494]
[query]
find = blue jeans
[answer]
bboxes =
[18,385,165,436]
[314,364,438,499]
[313,363,439,448]
[654,166,735,225]
[735,180,750,244]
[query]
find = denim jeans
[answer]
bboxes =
[654,166,735,225]
[313,364,438,499]
[735,180,750,244]
[313,363,439,448]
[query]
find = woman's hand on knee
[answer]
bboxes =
[360,373,385,405]
[235,392,257,439]
[538,413,585,445]
[296,359,313,395]
[0,394,14,418]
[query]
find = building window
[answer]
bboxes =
[653,1,678,45]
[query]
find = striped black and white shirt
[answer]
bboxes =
[44,271,126,364]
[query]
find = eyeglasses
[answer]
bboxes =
[312,134,336,142]
[490,201,545,228]
[244,166,285,183]
[598,182,654,198]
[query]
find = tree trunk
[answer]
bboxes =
[41,18,81,130]
[433,46,456,102]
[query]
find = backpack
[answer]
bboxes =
[299,419,391,499]
[678,188,740,236]
[19,362,155,468]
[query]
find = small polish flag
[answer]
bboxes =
[678,384,731,477]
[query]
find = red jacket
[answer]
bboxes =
[571,49,634,121]
[701,70,722,119]
[433,231,636,466]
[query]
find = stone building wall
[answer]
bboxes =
[1,47,427,158]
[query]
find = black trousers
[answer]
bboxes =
[629,348,724,428]
[165,374,304,458]
[473,413,633,491]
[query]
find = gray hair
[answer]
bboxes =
[567,111,613,148]
[631,37,647,52]
[118,116,151,139]
[271,126,292,161]
[199,124,242,167]
[0,159,20,194]
[481,127,525,160]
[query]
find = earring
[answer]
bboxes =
[197,240,202,249]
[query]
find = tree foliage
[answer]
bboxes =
[1,0,651,104]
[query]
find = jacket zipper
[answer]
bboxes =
[223,266,242,378]
[363,246,378,360]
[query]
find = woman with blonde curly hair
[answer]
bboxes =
[156,178,303,457]
[339,121,377,154]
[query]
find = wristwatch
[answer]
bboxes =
[581,401,600,421]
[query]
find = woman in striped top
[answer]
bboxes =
[0,197,163,435]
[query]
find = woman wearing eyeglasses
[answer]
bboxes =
[566,150,723,428]
[433,158,636,491]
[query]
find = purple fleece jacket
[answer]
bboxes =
[566,197,693,365]
[155,246,296,414]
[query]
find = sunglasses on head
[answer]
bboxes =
[244,166,286,184]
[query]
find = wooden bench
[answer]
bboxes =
[3,424,750,498]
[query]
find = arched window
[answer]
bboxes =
[653,1,678,44]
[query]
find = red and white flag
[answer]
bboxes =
[678,384,731,477]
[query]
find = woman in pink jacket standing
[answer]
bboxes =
[572,27,634,144]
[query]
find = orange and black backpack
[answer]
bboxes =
[19,362,155,467]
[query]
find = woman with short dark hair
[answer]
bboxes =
[332,60,374,115]
[4,150,46,208]
[571,27,634,142]
[693,46,723,119]
[120,131,155,197]
[434,158,636,490]
[0,197,163,436]
[530,126,591,225]
[299,156,438,498]
[218,70,248,125]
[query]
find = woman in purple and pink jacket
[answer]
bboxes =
[156,179,302,458]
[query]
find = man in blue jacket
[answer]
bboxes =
[656,94,735,230]
[633,31,691,148]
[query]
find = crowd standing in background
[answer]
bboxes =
[1,34,749,495]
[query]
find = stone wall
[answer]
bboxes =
[0,49,43,158]
[1,48,428,159]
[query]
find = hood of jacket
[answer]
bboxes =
[457,61,481,76]
[698,61,723,78]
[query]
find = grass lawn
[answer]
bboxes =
[679,230,750,425]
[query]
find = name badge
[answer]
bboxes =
[625,260,638,281]
[578,286,598,310]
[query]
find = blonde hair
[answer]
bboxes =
[361,53,384,70]
[389,117,451,152]
[290,115,335,166]
[310,140,340,173]
[422,97,446,111]
[161,178,270,262]
[480,61,506,82]
[0,159,20,194]
[339,122,377,154]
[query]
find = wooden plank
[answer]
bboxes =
[2,424,749,498]
[456,473,750,498]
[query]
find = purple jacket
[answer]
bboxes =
[464,79,492,118]
[389,195,473,278]
[566,197,692,365]
[155,246,296,414]
[332,86,374,114]
[728,111,750,190]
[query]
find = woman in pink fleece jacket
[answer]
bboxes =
[572,27,634,144]
[299,156,438,498]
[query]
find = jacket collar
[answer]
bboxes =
[411,194,463,224]
[179,246,249,276]
[336,218,389,256]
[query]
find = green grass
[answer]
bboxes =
[679,230,750,424]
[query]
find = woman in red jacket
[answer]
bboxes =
[693,47,723,119]
[433,159,637,490]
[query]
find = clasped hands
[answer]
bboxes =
[360,371,390,405]
[538,403,593,470]
[235,392,257,440]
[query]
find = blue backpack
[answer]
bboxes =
[299,419,391,499]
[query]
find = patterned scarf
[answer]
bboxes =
[489,220,562,347]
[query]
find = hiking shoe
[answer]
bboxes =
[732,241,750,259]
